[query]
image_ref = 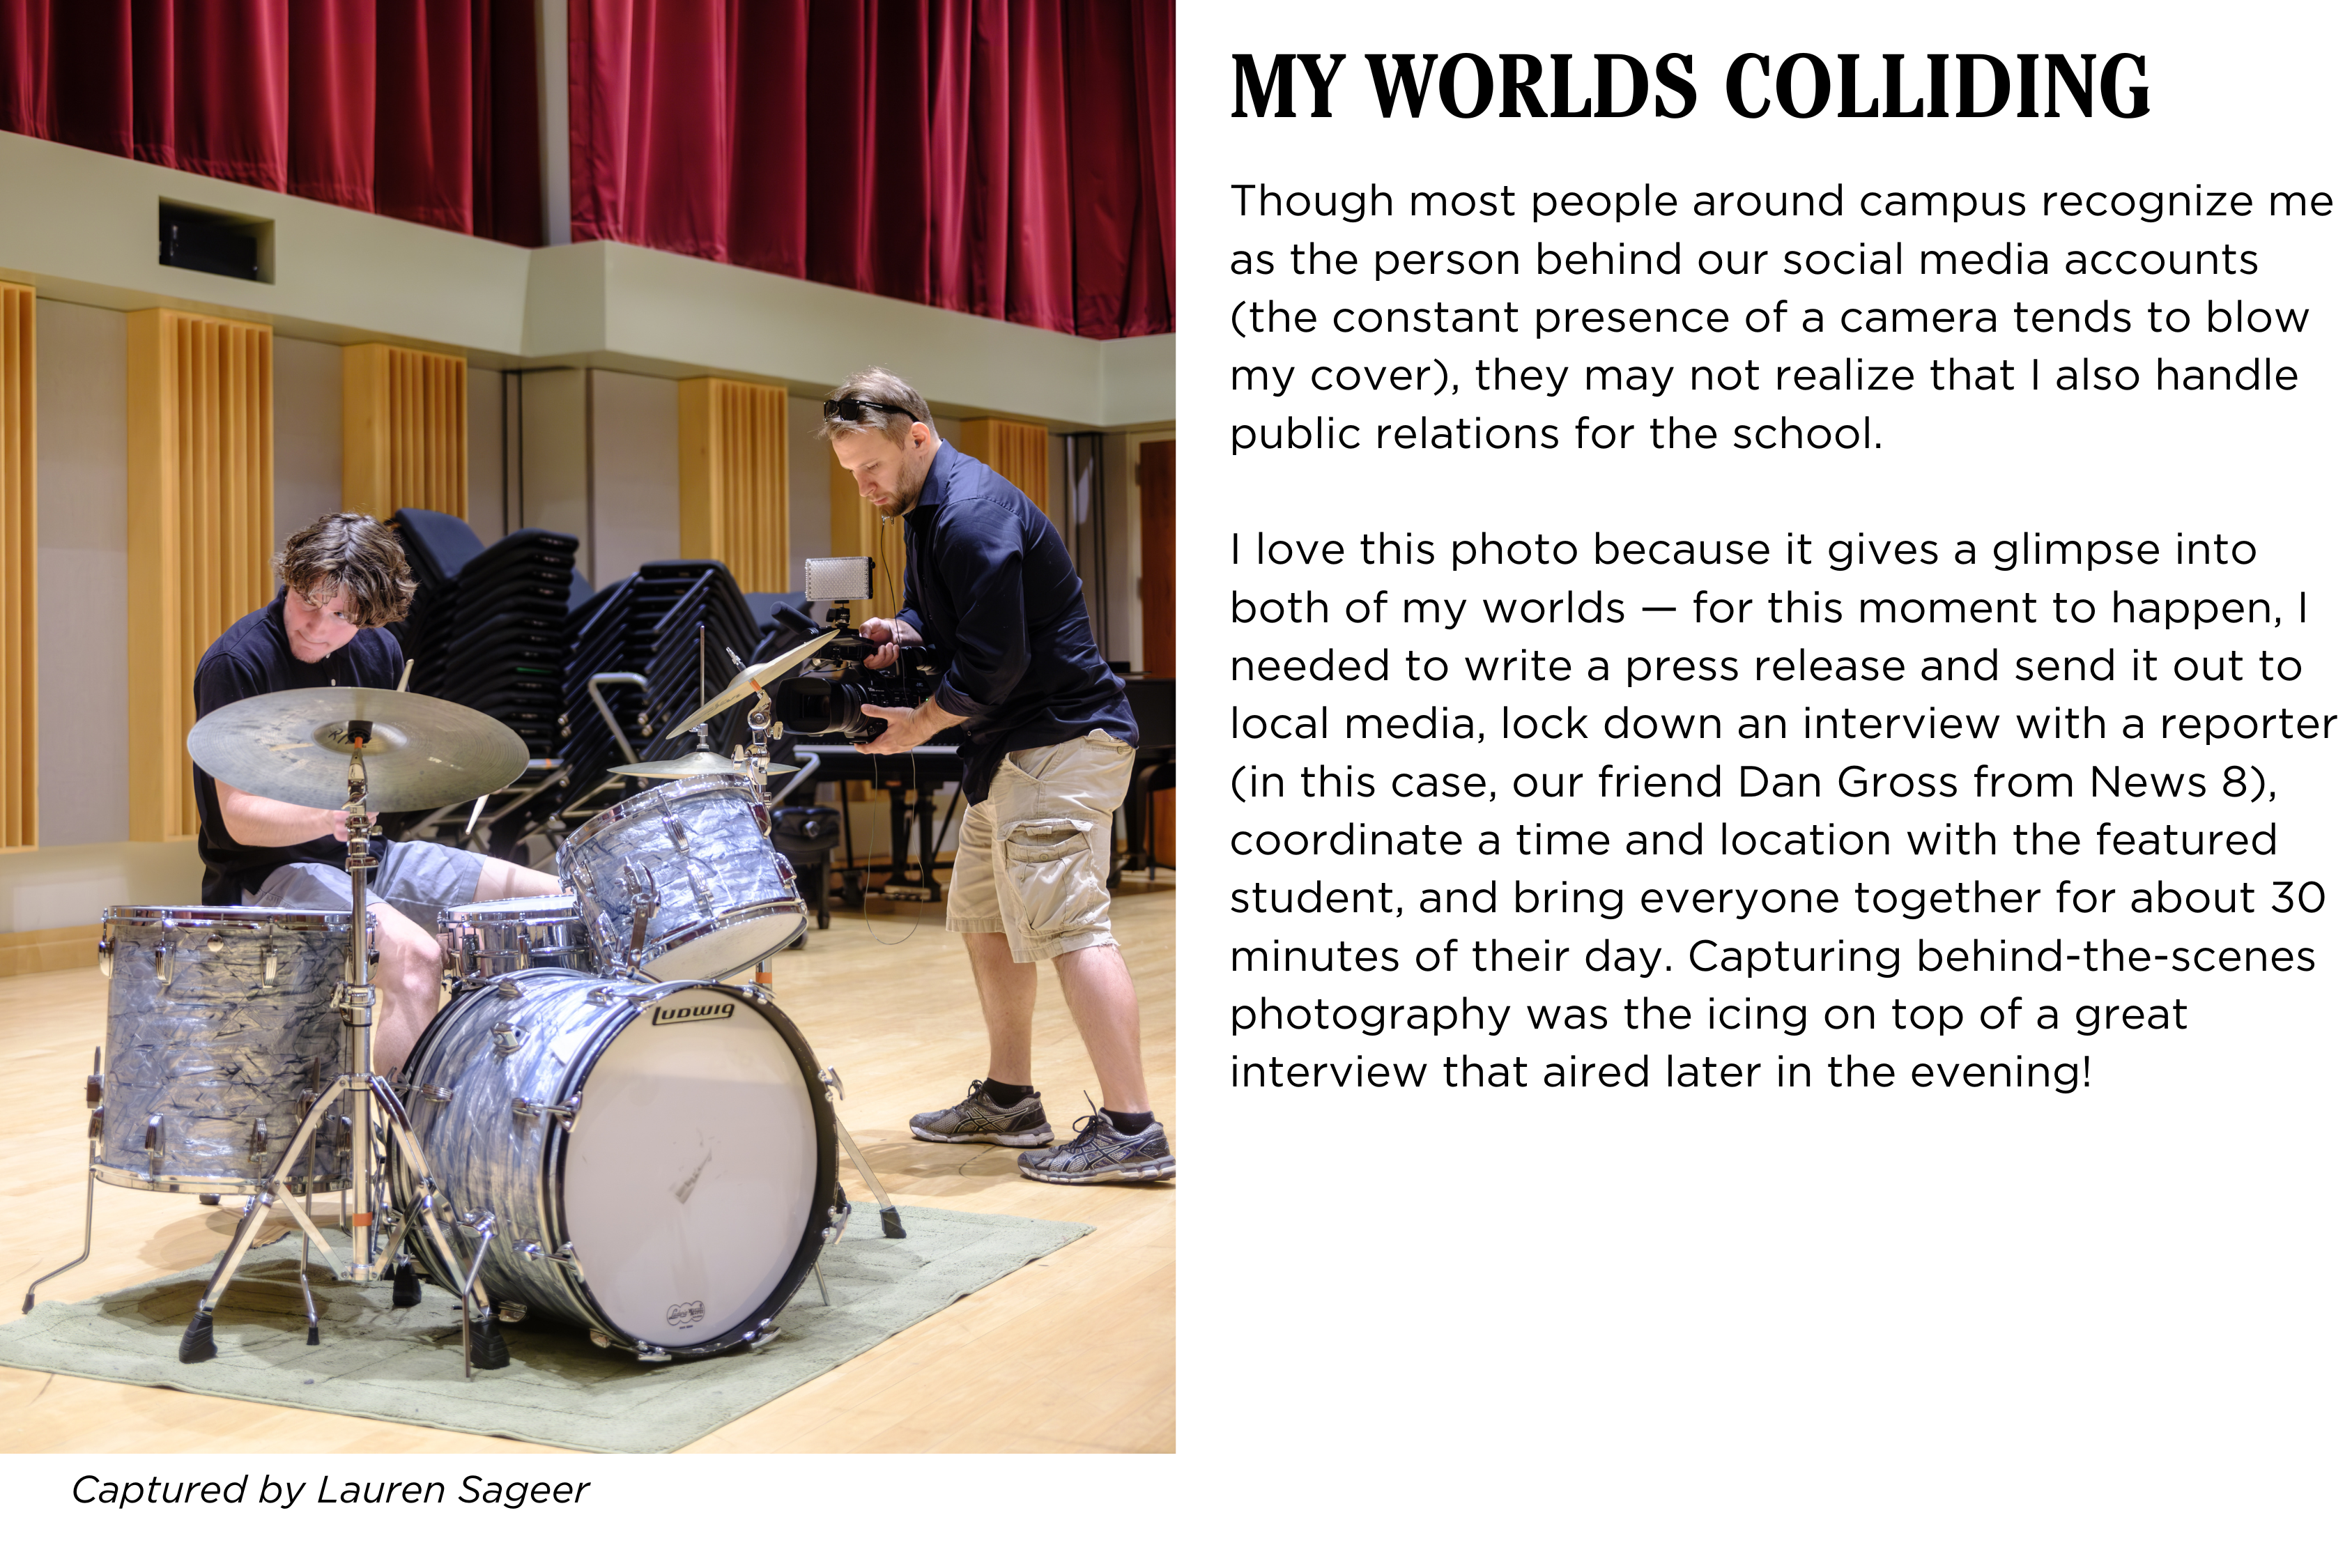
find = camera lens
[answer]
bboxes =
[775,676,854,735]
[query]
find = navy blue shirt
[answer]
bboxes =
[896,440,1136,801]
[192,590,404,905]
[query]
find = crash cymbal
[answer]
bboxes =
[188,687,530,813]
[662,630,839,740]
[608,753,795,781]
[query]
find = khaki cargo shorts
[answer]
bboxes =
[947,729,1135,964]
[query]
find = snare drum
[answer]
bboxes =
[560,774,808,980]
[93,905,355,1196]
[394,969,836,1357]
[439,894,592,981]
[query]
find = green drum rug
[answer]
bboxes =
[0,1204,1090,1453]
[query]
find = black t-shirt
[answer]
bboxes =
[192,590,404,905]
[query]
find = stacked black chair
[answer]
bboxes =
[557,576,639,813]
[385,507,483,695]
[627,562,760,764]
[436,529,579,762]
[554,561,761,816]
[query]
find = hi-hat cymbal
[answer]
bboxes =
[608,753,795,781]
[662,630,838,740]
[188,687,530,813]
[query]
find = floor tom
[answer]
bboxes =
[93,905,355,1196]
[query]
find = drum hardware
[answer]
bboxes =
[145,1116,164,1176]
[295,1229,321,1346]
[633,1343,672,1365]
[491,1022,525,1056]
[247,1120,270,1164]
[452,1209,509,1378]
[22,1049,104,1313]
[509,1093,578,1125]
[496,978,523,999]
[817,1068,906,1240]
[96,935,113,976]
[160,693,525,1369]
[154,940,173,985]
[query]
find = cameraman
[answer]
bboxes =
[822,368,1171,1185]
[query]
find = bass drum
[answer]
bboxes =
[395,970,836,1358]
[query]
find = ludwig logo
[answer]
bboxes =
[652,1001,735,1027]
[667,1300,705,1329]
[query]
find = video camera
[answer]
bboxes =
[771,556,945,746]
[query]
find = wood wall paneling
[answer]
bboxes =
[961,417,1051,513]
[827,462,901,622]
[0,284,32,850]
[127,309,275,843]
[341,343,467,521]
[678,378,791,593]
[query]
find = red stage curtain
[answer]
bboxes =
[0,0,541,245]
[569,0,1172,339]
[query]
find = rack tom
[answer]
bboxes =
[93,906,355,1196]
[560,774,808,980]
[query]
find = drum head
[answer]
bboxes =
[561,991,821,1347]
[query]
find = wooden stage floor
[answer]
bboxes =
[0,878,1175,1454]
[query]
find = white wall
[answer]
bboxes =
[273,336,341,548]
[33,299,128,847]
[786,394,832,591]
[518,366,587,562]
[0,840,204,933]
[466,365,506,537]
[587,369,679,584]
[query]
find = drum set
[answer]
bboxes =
[24,643,903,1375]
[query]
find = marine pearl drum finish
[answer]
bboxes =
[560,775,808,980]
[394,970,835,1355]
[94,907,355,1196]
[439,895,593,981]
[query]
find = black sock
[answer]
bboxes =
[982,1078,1034,1108]
[1105,1107,1154,1135]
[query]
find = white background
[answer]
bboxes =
[1178,2,2344,1560]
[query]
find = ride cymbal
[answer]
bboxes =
[187,687,530,812]
[661,630,838,740]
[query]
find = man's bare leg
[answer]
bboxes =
[1052,944,1149,1114]
[364,904,445,1079]
[471,859,563,902]
[964,930,1039,1085]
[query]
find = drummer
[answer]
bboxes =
[191,513,561,1075]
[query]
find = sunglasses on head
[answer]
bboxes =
[824,397,917,424]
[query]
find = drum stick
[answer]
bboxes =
[464,794,489,842]
[397,659,414,693]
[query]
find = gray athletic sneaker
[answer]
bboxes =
[909,1080,1054,1147]
[1016,1114,1175,1185]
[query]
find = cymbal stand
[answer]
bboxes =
[178,733,486,1367]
